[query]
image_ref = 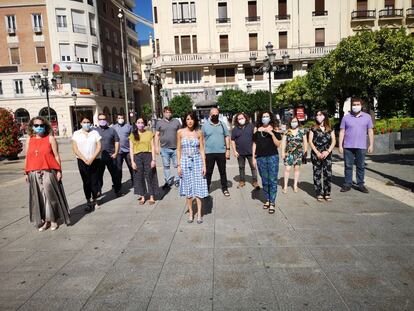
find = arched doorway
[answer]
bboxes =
[39,107,59,135]
[15,108,30,135]
[112,107,117,124]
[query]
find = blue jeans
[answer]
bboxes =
[344,148,366,187]
[160,147,178,184]
[256,155,279,204]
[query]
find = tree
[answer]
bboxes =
[0,108,23,158]
[274,75,311,108]
[217,89,250,114]
[169,94,193,118]
[141,103,152,120]
[249,90,274,113]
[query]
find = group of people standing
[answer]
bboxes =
[24,97,374,231]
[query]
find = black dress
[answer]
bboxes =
[311,127,333,197]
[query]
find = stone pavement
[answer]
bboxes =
[1,140,414,310]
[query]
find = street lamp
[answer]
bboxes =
[118,9,130,124]
[29,67,62,122]
[250,42,290,112]
[71,91,78,130]
[144,63,164,130]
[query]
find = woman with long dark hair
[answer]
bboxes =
[177,111,208,224]
[308,111,336,202]
[252,111,282,214]
[129,117,158,205]
[25,116,70,231]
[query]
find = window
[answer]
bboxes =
[315,28,325,46]
[36,47,47,63]
[247,1,259,21]
[0,81,3,95]
[156,39,160,56]
[115,60,120,73]
[278,0,287,16]
[59,44,71,61]
[72,10,86,34]
[244,66,263,81]
[218,2,229,22]
[174,36,180,54]
[113,32,118,45]
[32,14,42,31]
[172,2,196,23]
[10,48,20,64]
[87,0,94,5]
[249,33,258,51]
[108,56,113,71]
[6,15,16,30]
[314,0,326,16]
[75,44,89,63]
[126,20,136,31]
[14,80,23,95]
[220,35,229,52]
[56,9,67,30]
[154,6,158,23]
[192,35,197,53]
[103,1,107,13]
[385,0,395,10]
[89,13,96,36]
[181,36,191,54]
[175,71,202,84]
[274,64,293,79]
[92,46,99,64]
[357,0,368,11]
[279,31,287,49]
[105,28,110,40]
[216,68,235,83]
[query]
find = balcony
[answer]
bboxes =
[406,8,414,18]
[33,26,42,34]
[7,27,16,35]
[216,17,231,23]
[245,16,260,22]
[73,24,87,34]
[151,46,336,69]
[275,14,291,20]
[312,11,328,16]
[173,18,196,24]
[351,10,376,20]
[378,8,403,19]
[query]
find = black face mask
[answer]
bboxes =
[211,115,219,123]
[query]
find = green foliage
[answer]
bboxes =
[0,108,23,157]
[217,89,250,114]
[248,90,273,113]
[141,103,152,120]
[169,94,193,118]
[373,117,414,134]
[274,75,311,107]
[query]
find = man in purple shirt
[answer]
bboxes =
[338,98,374,193]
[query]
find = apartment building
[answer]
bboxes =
[0,0,147,136]
[151,0,414,105]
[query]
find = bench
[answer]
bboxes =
[395,129,414,149]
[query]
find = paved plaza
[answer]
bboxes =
[0,139,414,310]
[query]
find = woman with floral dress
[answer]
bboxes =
[308,111,336,202]
[281,116,307,193]
[177,111,208,224]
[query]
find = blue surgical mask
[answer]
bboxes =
[262,117,270,125]
[82,123,91,131]
[33,126,45,134]
[352,105,362,113]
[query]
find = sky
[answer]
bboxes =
[133,0,154,42]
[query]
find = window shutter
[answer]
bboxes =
[182,3,189,19]
[153,6,158,23]
[249,33,258,51]
[385,0,394,6]
[248,1,257,17]
[315,28,325,46]
[175,36,180,54]
[226,68,235,82]
[218,3,227,18]
[216,68,225,83]
[192,35,197,53]
[36,47,46,63]
[190,2,196,19]
[172,3,178,20]
[156,39,160,56]
[10,48,20,64]
[278,0,287,16]
[357,0,368,11]
[71,10,85,26]
[315,0,324,12]
[181,36,191,54]
[220,35,229,52]
[279,32,287,49]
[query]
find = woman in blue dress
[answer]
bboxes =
[177,111,209,224]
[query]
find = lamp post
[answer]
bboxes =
[249,42,290,112]
[29,67,62,122]
[118,9,130,123]
[144,64,166,130]
[71,91,78,130]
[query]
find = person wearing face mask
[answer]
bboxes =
[252,111,282,214]
[72,116,102,211]
[113,114,134,187]
[281,116,307,193]
[338,98,374,193]
[129,117,159,205]
[231,112,259,189]
[25,116,70,231]
[95,113,122,197]
[155,106,181,189]
[202,108,231,197]
[308,111,336,202]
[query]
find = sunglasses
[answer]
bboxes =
[33,124,45,128]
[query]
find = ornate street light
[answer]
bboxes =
[144,63,164,130]
[118,8,130,123]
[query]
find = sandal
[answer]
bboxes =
[138,197,146,205]
[282,188,288,194]
[187,214,194,223]
[317,196,324,202]
[268,204,276,214]
[263,201,270,209]
[223,189,230,197]
[148,199,156,205]
[324,196,332,202]
[293,186,299,193]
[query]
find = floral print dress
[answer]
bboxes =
[283,129,305,166]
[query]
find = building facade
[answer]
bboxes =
[151,0,414,106]
[0,0,148,136]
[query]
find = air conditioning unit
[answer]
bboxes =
[33,26,42,33]
[8,28,16,34]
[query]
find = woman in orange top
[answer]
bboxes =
[24,116,70,231]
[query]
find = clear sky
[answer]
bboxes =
[134,0,154,42]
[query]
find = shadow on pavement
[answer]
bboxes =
[209,180,234,192]
[365,167,414,192]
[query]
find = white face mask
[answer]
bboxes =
[316,116,325,124]
[238,119,246,126]
[291,122,299,129]
[352,105,362,113]
[118,119,125,125]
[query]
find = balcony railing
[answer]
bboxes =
[245,16,260,22]
[33,26,42,33]
[378,8,403,18]
[351,10,376,20]
[172,18,196,24]
[151,46,337,68]
[73,24,87,34]
[407,8,414,17]
[90,27,96,36]
[216,17,231,23]
[312,11,328,16]
[275,14,291,20]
